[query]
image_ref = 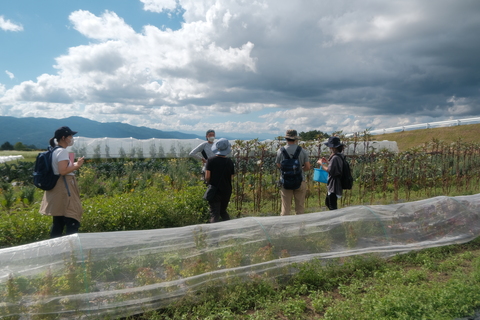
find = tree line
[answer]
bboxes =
[1,141,38,151]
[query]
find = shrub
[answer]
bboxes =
[81,184,209,232]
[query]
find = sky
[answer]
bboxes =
[1,0,480,140]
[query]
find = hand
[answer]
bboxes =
[317,157,328,165]
[75,157,85,168]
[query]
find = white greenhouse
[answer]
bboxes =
[67,137,399,159]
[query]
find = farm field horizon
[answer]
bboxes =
[1,124,480,319]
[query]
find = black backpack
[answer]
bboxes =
[335,154,353,190]
[33,146,61,190]
[280,146,303,190]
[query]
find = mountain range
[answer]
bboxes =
[0,116,203,149]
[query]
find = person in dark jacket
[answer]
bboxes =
[318,136,345,210]
[205,138,235,223]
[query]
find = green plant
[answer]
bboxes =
[135,267,160,286]
[280,297,307,319]
[1,183,16,211]
[20,185,36,205]
[310,290,333,313]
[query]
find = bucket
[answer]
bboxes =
[313,168,328,183]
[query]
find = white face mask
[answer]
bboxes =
[67,137,75,147]
[207,136,215,142]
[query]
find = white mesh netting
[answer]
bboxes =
[68,137,398,158]
[2,194,479,318]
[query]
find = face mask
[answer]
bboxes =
[207,136,215,142]
[67,138,74,147]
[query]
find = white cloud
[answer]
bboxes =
[0,16,23,32]
[5,71,14,79]
[140,0,178,12]
[1,0,480,138]
[1,6,257,112]
[69,10,136,41]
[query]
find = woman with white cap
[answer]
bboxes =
[318,136,345,210]
[40,126,85,237]
[204,138,235,223]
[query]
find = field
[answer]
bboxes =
[0,150,38,162]
[372,122,480,151]
[1,125,480,319]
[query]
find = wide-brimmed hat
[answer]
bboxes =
[324,136,344,148]
[211,138,231,156]
[284,129,299,140]
[54,126,78,139]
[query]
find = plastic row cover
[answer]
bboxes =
[1,194,479,319]
[68,137,399,159]
[0,155,24,164]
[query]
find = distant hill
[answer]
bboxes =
[0,116,203,149]
[372,123,480,151]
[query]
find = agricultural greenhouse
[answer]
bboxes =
[67,137,399,158]
[1,193,480,319]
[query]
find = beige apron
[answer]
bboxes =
[39,175,83,222]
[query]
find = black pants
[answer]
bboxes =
[208,193,231,223]
[325,193,338,210]
[50,216,81,238]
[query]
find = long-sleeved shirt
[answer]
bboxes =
[189,141,215,161]
[327,153,344,196]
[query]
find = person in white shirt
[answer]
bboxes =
[189,129,216,181]
[39,126,85,238]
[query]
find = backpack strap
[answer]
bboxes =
[334,153,345,162]
[52,146,71,196]
[201,150,208,160]
[281,147,290,159]
[281,146,302,160]
[63,176,71,197]
[292,146,302,159]
[333,154,346,171]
